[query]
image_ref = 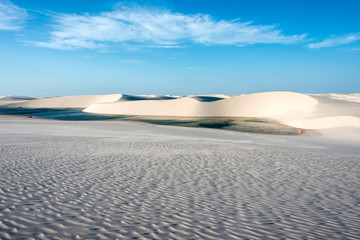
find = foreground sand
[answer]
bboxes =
[1,117,359,239]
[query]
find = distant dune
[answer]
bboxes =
[83,92,318,119]
[1,91,359,143]
[0,96,41,106]
[2,94,123,109]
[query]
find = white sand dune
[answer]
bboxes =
[3,94,123,109]
[0,117,359,239]
[83,91,360,142]
[0,96,40,106]
[84,92,318,117]
[314,93,360,103]
[2,91,359,143]
[274,94,360,130]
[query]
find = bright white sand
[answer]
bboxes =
[2,91,359,144]
[83,92,318,117]
[0,117,359,239]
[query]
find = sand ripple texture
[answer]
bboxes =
[0,119,360,239]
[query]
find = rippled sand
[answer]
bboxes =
[0,118,359,239]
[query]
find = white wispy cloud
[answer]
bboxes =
[308,33,360,49]
[0,0,27,30]
[32,5,306,50]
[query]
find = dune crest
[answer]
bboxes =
[84,92,318,117]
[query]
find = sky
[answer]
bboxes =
[0,0,359,96]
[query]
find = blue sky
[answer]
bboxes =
[0,0,359,96]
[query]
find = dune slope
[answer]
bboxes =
[84,92,318,117]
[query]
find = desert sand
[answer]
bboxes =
[0,116,359,239]
[2,91,360,144]
[1,91,359,239]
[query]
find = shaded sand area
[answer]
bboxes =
[1,117,360,239]
[0,108,302,135]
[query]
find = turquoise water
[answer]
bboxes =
[0,108,301,135]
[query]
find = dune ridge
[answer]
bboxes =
[84,92,318,117]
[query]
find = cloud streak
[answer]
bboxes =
[308,33,360,49]
[0,0,27,30]
[32,5,306,50]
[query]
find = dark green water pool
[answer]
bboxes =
[0,108,301,135]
